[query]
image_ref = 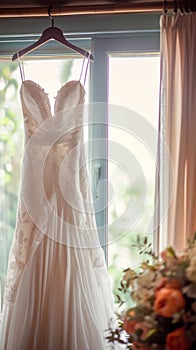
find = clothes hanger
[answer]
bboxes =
[12,6,94,61]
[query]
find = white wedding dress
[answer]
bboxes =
[0,61,117,350]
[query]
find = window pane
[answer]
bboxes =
[108,55,160,301]
[0,58,89,310]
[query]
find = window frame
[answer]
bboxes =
[90,33,160,259]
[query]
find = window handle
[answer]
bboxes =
[94,163,101,198]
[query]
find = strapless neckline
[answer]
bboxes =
[20,79,85,119]
[20,79,85,97]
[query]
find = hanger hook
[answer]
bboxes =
[48,6,54,27]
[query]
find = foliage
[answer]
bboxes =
[107,235,196,350]
[0,62,22,187]
[0,62,22,307]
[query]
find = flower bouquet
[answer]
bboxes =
[107,236,196,350]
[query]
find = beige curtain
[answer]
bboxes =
[154,12,196,253]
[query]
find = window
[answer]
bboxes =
[108,54,160,296]
[0,13,160,309]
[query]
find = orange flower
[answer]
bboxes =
[154,288,185,317]
[123,310,137,334]
[166,328,191,350]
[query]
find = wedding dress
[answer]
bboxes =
[0,57,117,350]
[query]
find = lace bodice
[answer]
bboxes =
[21,80,85,141]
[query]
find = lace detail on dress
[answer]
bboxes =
[54,80,85,114]
[24,117,39,142]
[45,125,82,169]
[20,80,52,123]
[4,199,43,303]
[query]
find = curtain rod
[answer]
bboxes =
[0,2,179,18]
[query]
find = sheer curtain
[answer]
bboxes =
[154,12,196,253]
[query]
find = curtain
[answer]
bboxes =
[154,12,196,253]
